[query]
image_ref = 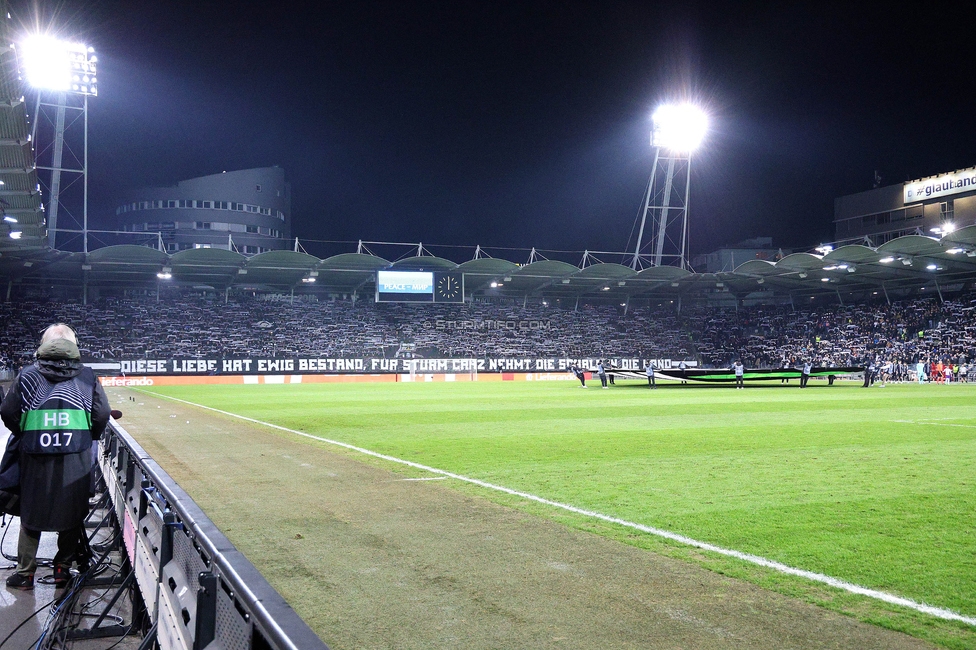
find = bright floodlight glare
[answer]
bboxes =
[20,34,97,95]
[651,103,708,152]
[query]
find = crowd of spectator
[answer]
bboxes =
[0,290,974,374]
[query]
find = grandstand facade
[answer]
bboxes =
[834,164,976,245]
[113,167,291,254]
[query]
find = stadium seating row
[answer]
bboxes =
[0,292,972,372]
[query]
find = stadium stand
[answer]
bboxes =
[0,292,973,374]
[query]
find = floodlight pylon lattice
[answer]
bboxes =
[18,38,97,252]
[630,146,693,270]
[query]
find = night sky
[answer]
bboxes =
[17,1,976,261]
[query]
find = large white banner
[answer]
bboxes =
[904,167,976,204]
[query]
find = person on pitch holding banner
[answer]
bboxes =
[1,324,111,590]
[597,361,608,389]
[733,359,744,389]
[645,361,656,389]
[570,365,587,388]
[800,359,812,388]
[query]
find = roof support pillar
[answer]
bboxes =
[882,281,891,306]
[835,289,844,306]
[6,279,12,303]
[934,278,943,303]
[574,296,579,312]
[789,293,795,312]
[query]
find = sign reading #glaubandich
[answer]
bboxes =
[904,167,976,203]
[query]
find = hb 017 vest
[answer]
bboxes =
[18,366,95,455]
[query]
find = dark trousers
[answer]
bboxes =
[15,524,86,576]
[599,374,607,387]
[800,373,809,388]
[735,376,743,388]
[647,376,655,388]
[863,370,873,387]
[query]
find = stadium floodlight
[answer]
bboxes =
[946,247,965,255]
[18,34,98,252]
[651,103,708,152]
[632,102,709,270]
[926,264,938,271]
[3,216,17,223]
[19,34,98,96]
[878,256,895,263]
[9,230,22,239]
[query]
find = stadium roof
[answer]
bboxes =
[5,230,976,304]
[0,14,45,253]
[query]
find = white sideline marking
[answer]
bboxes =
[891,419,976,429]
[142,390,976,627]
[400,477,447,481]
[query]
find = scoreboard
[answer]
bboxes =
[375,270,464,303]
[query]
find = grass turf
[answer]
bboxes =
[140,379,976,648]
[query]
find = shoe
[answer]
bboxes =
[53,565,72,588]
[5,572,34,590]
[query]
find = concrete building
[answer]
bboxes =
[834,165,976,245]
[114,167,291,254]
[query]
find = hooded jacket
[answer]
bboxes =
[0,337,111,530]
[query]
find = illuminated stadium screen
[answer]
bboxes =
[375,270,464,303]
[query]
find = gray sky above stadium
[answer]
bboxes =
[20,1,976,259]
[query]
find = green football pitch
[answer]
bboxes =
[140,379,976,647]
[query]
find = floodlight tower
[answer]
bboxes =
[630,103,707,270]
[18,35,98,251]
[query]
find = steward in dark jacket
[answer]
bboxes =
[1,325,111,589]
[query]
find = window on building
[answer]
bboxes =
[246,225,258,233]
[194,243,212,249]
[195,222,211,229]
[255,184,262,192]
[166,243,179,252]
[167,200,177,208]
[941,200,954,222]
[202,201,212,209]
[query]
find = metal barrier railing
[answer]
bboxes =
[99,420,329,650]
